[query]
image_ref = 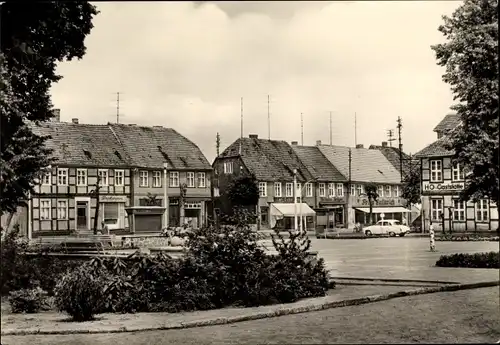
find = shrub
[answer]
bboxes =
[54,264,106,321]
[8,287,49,313]
[436,252,500,269]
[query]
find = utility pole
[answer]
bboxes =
[387,129,396,147]
[239,97,243,155]
[216,132,220,157]
[397,116,403,182]
[348,148,352,229]
[329,111,333,145]
[301,112,304,146]
[116,92,120,124]
[354,112,358,147]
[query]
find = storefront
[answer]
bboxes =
[352,196,409,225]
[318,197,346,229]
[100,195,129,229]
[125,206,166,233]
[270,202,316,230]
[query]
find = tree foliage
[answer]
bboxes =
[431,0,499,222]
[226,173,260,207]
[401,158,422,207]
[364,183,379,225]
[0,1,98,213]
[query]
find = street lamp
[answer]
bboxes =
[299,176,321,234]
[163,162,169,229]
[293,169,298,231]
[448,206,454,234]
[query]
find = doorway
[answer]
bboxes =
[76,201,89,230]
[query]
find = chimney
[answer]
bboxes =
[249,134,258,139]
[316,140,322,146]
[71,118,79,124]
[51,109,61,122]
[381,141,388,147]
[291,141,298,146]
[356,144,364,149]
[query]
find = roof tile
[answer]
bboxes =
[291,146,347,182]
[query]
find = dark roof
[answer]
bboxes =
[291,146,347,182]
[415,135,454,158]
[318,145,401,184]
[108,124,211,170]
[368,145,412,173]
[31,122,130,167]
[218,138,314,182]
[433,114,460,133]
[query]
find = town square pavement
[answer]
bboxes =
[261,237,500,284]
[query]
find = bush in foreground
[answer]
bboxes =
[436,252,499,269]
[8,287,50,313]
[54,209,330,318]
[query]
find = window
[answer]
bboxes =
[305,183,313,197]
[76,169,87,186]
[57,168,68,186]
[430,160,443,182]
[169,171,179,187]
[431,199,443,221]
[152,171,161,187]
[328,183,335,197]
[357,184,363,196]
[452,162,465,181]
[453,199,465,221]
[285,183,293,197]
[351,184,356,196]
[197,172,206,188]
[115,170,124,186]
[336,183,344,197]
[223,162,233,174]
[40,199,51,220]
[98,169,108,186]
[319,183,326,197]
[476,199,489,222]
[394,185,399,198]
[274,182,282,197]
[259,182,267,197]
[57,200,68,220]
[187,172,195,187]
[296,183,302,197]
[385,185,391,197]
[139,171,148,187]
[377,185,384,197]
[42,171,51,185]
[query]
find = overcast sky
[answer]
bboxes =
[50,1,460,163]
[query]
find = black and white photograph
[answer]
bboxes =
[0,1,498,344]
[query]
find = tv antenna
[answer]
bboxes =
[387,129,396,147]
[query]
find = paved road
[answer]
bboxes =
[261,237,499,283]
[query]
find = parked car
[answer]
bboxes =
[363,219,410,237]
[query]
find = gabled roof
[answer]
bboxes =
[217,138,313,182]
[368,145,412,174]
[31,122,130,167]
[291,145,347,182]
[433,114,460,133]
[415,135,454,158]
[108,124,211,170]
[317,145,402,184]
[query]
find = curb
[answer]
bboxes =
[330,276,461,285]
[2,280,498,336]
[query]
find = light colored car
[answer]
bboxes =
[364,219,410,237]
[102,218,120,232]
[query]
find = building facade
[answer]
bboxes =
[416,115,499,232]
[30,120,132,237]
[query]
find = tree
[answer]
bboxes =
[401,156,422,208]
[90,176,102,235]
[227,173,260,208]
[364,183,379,225]
[431,0,499,230]
[0,1,98,214]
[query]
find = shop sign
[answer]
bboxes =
[422,181,464,192]
[100,195,128,203]
[319,197,345,204]
[274,197,294,203]
[356,198,397,206]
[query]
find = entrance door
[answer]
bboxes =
[76,201,89,230]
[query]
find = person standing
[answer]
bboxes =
[429,221,436,252]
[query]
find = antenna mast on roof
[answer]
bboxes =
[387,129,396,147]
[397,116,403,182]
[239,97,243,155]
[267,95,271,140]
[354,112,358,147]
[329,111,333,145]
[301,112,304,146]
[116,92,121,124]
[216,132,220,157]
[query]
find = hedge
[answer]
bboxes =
[435,252,500,269]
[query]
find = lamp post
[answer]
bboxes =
[163,163,169,229]
[448,206,454,234]
[299,176,321,234]
[293,169,298,232]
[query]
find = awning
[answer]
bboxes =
[354,206,410,214]
[271,203,316,217]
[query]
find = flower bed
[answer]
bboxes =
[435,251,499,269]
[436,234,499,242]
